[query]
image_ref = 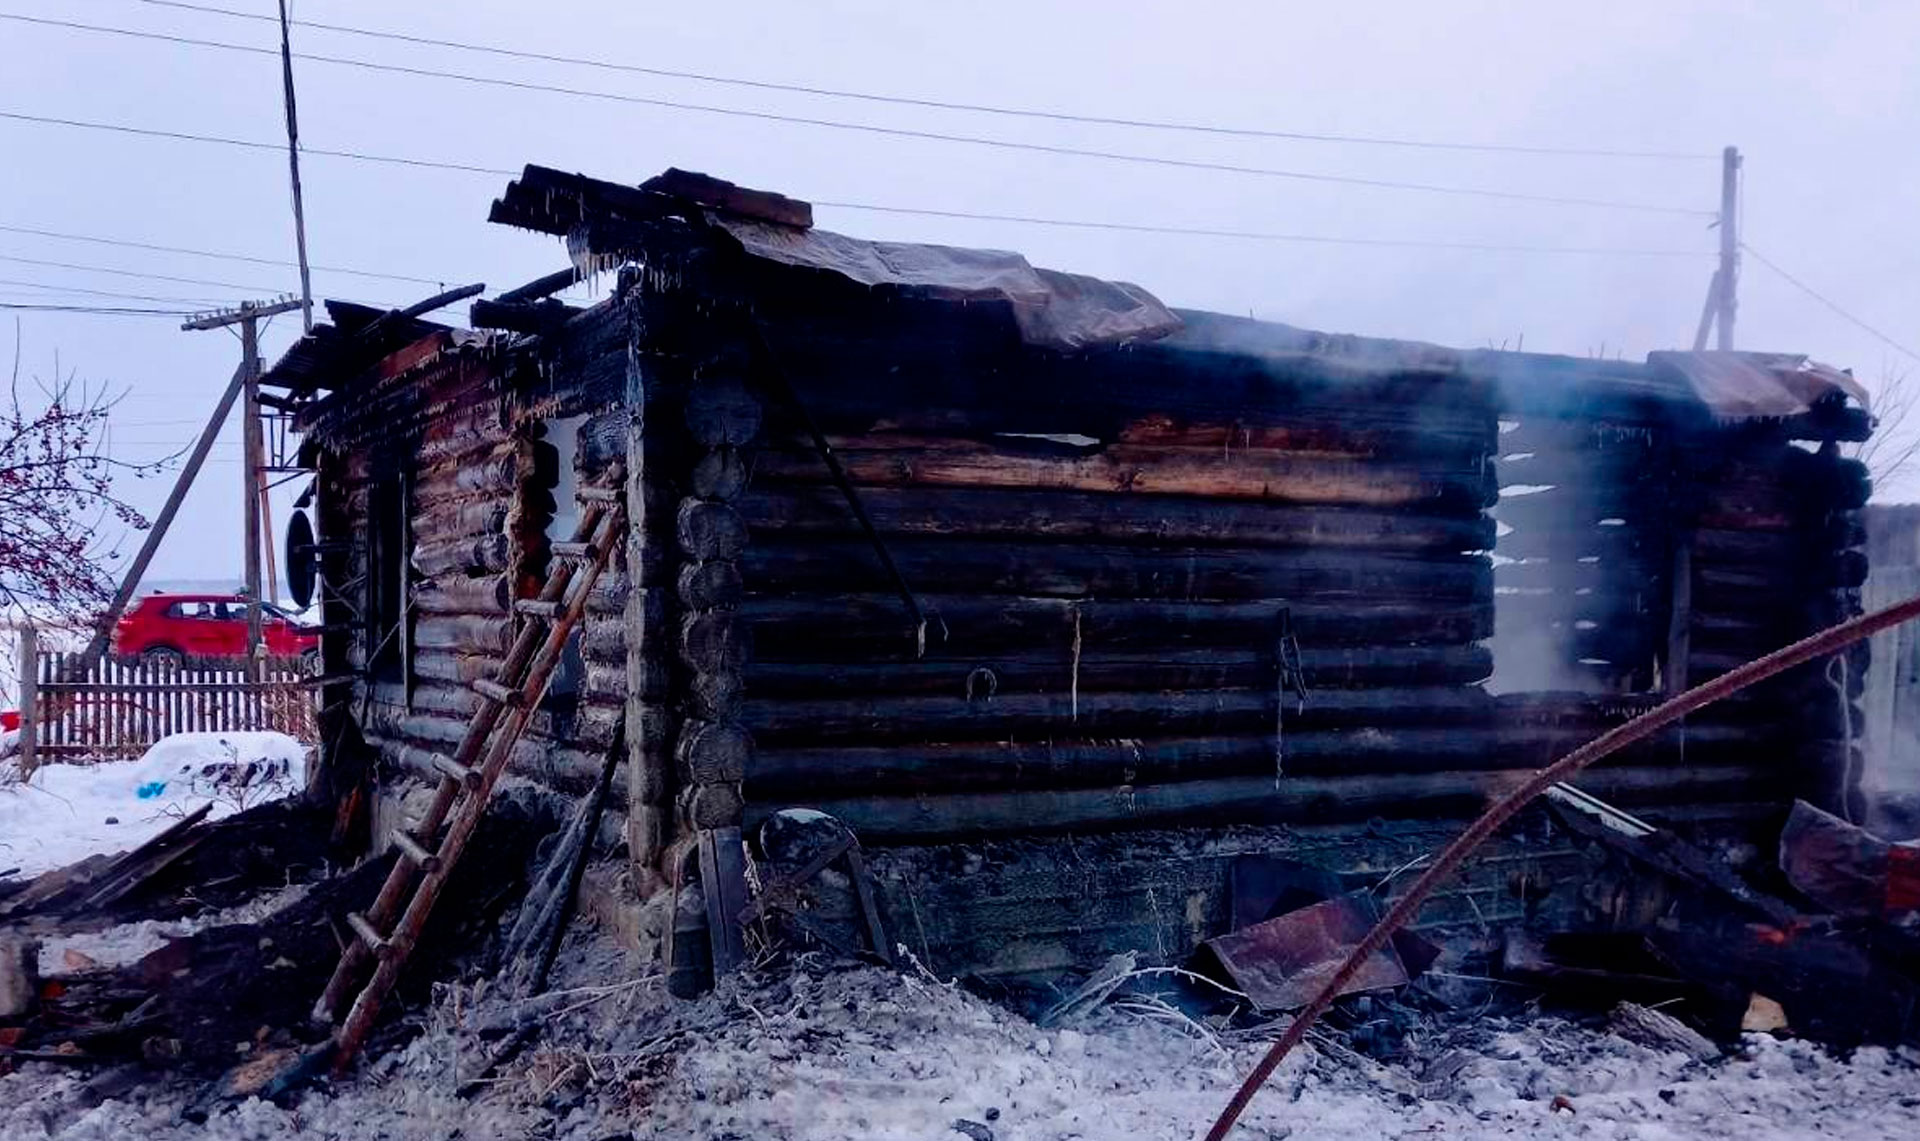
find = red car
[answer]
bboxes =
[112,594,319,666]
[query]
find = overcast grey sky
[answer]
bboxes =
[2,0,1917,584]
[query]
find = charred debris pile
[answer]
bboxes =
[4,166,1913,1108]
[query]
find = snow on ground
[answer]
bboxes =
[0,732,309,879]
[34,881,312,975]
[2,947,1918,1141]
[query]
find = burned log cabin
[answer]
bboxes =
[267,166,1874,987]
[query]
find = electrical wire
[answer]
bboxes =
[0,302,190,315]
[0,251,284,293]
[0,12,1713,216]
[813,200,1708,256]
[0,275,220,305]
[0,110,1718,261]
[0,109,517,174]
[123,0,1716,161]
[0,222,449,286]
[1740,242,1920,365]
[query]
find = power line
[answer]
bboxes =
[0,109,1721,261]
[0,302,190,316]
[0,275,221,305]
[0,222,449,286]
[0,251,285,293]
[813,200,1709,256]
[126,0,1716,162]
[1741,241,1920,365]
[0,12,1713,217]
[0,109,518,175]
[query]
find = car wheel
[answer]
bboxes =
[142,646,185,669]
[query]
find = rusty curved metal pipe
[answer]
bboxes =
[1204,592,1920,1141]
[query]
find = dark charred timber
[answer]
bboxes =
[746,724,1767,795]
[1694,521,1865,562]
[747,764,1772,841]
[413,534,512,578]
[680,611,752,673]
[677,500,750,560]
[1108,414,1492,460]
[496,265,585,304]
[411,501,511,542]
[469,297,579,335]
[411,653,503,686]
[416,430,513,470]
[741,485,1494,552]
[412,575,509,617]
[683,781,746,829]
[415,615,512,655]
[691,446,754,501]
[678,560,745,609]
[742,539,1489,604]
[687,670,745,720]
[684,376,761,447]
[743,645,1493,699]
[743,686,1492,745]
[747,329,1500,447]
[433,453,519,496]
[751,444,1496,510]
[744,594,1493,660]
[676,720,753,784]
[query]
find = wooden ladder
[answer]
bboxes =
[313,476,626,1069]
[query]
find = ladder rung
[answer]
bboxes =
[346,912,391,957]
[431,753,481,790]
[576,485,621,503]
[514,598,563,619]
[550,540,599,560]
[471,678,524,707]
[391,830,440,872]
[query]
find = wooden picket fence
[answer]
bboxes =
[18,635,318,767]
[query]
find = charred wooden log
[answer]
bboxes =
[742,538,1489,603]
[743,595,1493,660]
[746,764,1772,841]
[741,485,1494,552]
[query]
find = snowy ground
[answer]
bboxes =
[0,732,309,878]
[3,941,1918,1141]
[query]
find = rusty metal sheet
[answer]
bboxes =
[1647,350,1869,420]
[1204,892,1408,1012]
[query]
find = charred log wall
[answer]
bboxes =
[677,301,1774,844]
[308,308,647,836]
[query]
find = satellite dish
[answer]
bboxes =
[286,509,317,610]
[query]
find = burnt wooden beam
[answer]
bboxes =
[742,537,1490,604]
[470,297,580,335]
[745,764,1774,841]
[743,595,1493,660]
[740,485,1494,553]
[742,686,1495,746]
[751,443,1496,511]
[746,725,1769,797]
[496,266,584,305]
[743,645,1494,698]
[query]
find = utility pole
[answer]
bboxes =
[183,297,303,678]
[278,0,314,333]
[1715,145,1740,351]
[1693,145,1742,350]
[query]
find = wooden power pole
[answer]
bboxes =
[183,297,303,677]
[1693,145,1742,351]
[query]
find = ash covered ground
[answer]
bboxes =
[4,926,1919,1141]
